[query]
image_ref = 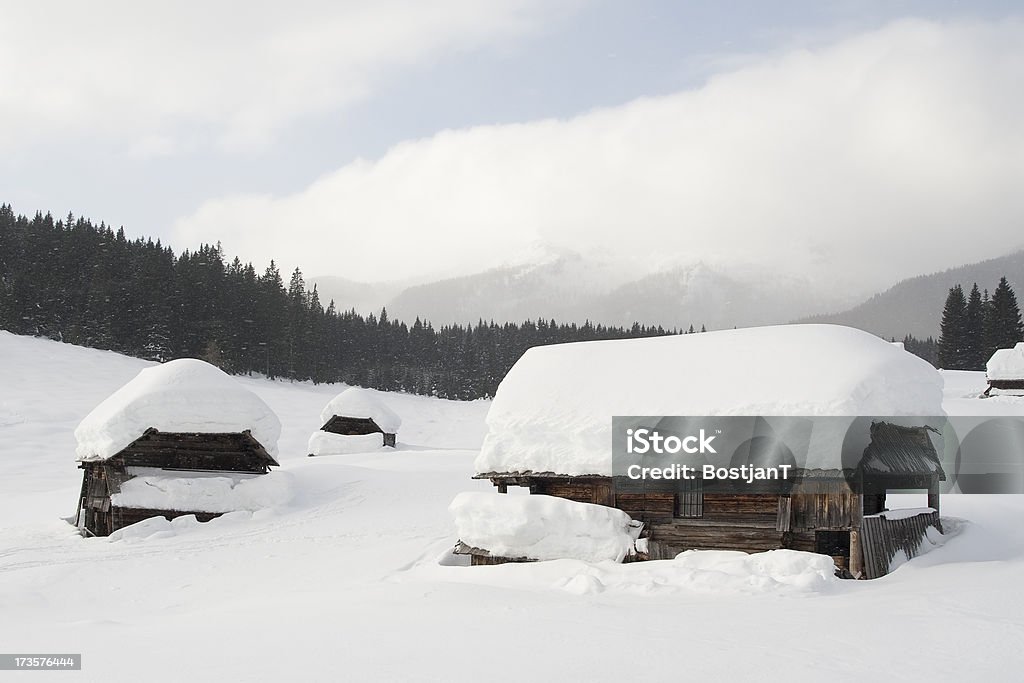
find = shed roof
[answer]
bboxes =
[319,387,401,433]
[75,359,281,462]
[476,324,944,476]
[987,343,1024,381]
[860,422,946,480]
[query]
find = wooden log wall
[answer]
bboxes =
[112,507,223,530]
[646,520,785,558]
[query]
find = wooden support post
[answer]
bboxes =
[849,529,864,579]
[928,478,940,516]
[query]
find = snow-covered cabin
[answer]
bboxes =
[308,387,401,456]
[461,325,947,578]
[985,342,1024,396]
[74,359,281,536]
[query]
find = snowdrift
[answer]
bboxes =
[111,469,294,514]
[75,358,281,460]
[450,492,638,563]
[307,431,386,456]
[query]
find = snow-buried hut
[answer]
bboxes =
[74,359,282,537]
[308,387,401,456]
[984,342,1024,396]
[461,325,948,579]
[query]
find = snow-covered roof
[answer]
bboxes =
[319,387,401,433]
[475,324,944,476]
[75,359,281,461]
[987,343,1024,381]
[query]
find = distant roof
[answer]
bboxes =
[320,387,401,433]
[75,359,281,462]
[475,324,944,476]
[987,342,1024,381]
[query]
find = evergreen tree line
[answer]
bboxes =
[0,205,689,399]
[893,334,938,367]
[937,278,1023,370]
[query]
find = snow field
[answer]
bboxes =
[2,331,1024,681]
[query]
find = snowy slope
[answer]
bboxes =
[2,332,1024,682]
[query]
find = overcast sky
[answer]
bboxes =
[3,1,1023,291]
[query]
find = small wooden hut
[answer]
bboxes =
[459,325,949,579]
[309,387,401,455]
[984,342,1024,396]
[74,359,281,536]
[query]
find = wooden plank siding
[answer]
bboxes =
[859,510,942,580]
[77,429,277,537]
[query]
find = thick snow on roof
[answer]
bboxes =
[450,492,638,563]
[987,343,1024,381]
[75,359,281,461]
[319,387,402,433]
[476,325,944,476]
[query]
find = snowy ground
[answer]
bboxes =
[2,332,1024,681]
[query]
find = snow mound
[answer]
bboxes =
[111,470,294,513]
[75,358,281,461]
[548,549,838,596]
[319,386,402,432]
[308,431,386,456]
[987,342,1024,381]
[107,510,254,543]
[477,324,943,476]
[450,492,638,563]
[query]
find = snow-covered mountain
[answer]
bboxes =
[800,249,1024,339]
[324,249,858,328]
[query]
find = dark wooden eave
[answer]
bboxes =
[108,428,279,468]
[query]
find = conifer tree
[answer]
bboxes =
[964,283,984,370]
[938,284,968,369]
[985,277,1024,360]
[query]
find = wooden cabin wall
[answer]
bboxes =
[493,475,863,565]
[78,431,274,536]
[530,479,613,506]
[646,520,785,557]
[789,491,861,530]
[112,507,223,530]
[988,379,1024,390]
[702,493,777,520]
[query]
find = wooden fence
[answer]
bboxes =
[860,509,942,579]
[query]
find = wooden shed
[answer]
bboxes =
[73,359,282,537]
[459,325,949,579]
[472,421,944,578]
[984,342,1024,396]
[309,387,401,455]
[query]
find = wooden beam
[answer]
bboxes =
[849,529,864,579]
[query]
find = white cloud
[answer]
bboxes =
[0,0,577,153]
[174,18,1024,290]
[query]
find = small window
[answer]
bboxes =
[675,479,704,518]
